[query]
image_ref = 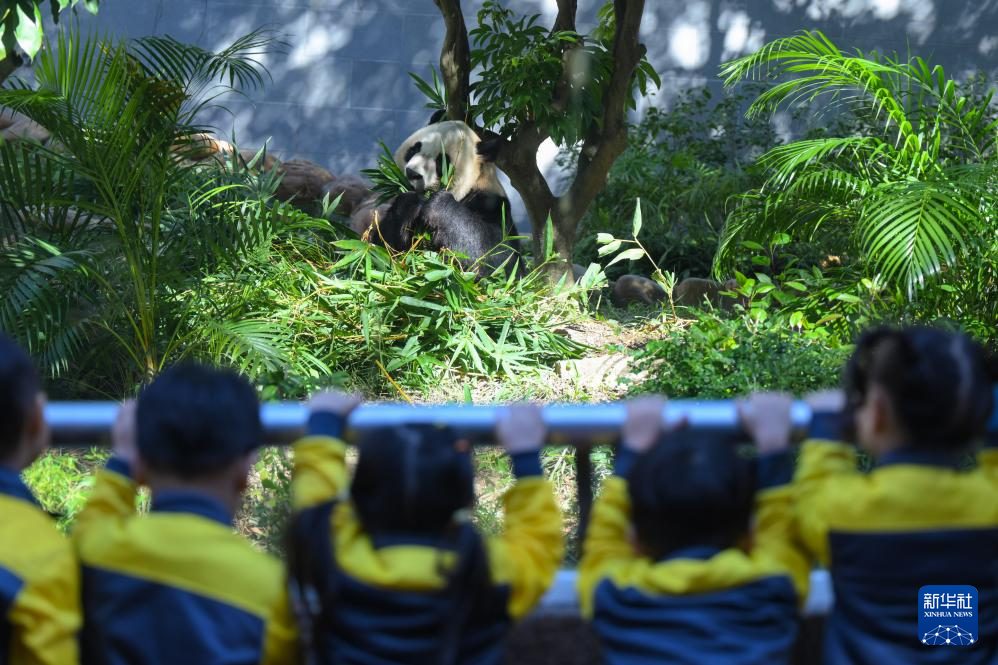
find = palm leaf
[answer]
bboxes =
[859,179,981,293]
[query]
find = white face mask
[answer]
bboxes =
[404,152,442,193]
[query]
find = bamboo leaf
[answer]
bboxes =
[606,247,646,268]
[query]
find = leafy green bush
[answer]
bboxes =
[237,447,293,554]
[0,29,318,394]
[630,310,851,398]
[469,1,658,145]
[22,450,105,532]
[574,84,780,280]
[718,31,998,297]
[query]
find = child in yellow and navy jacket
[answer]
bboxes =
[288,393,564,665]
[578,395,810,665]
[775,326,998,665]
[73,363,298,665]
[0,335,80,665]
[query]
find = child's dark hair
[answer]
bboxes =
[845,326,993,450]
[136,363,261,478]
[628,429,755,560]
[0,335,40,460]
[351,424,474,535]
[351,424,491,658]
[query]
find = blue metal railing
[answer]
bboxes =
[43,400,832,616]
[45,400,814,445]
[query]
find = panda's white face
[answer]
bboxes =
[400,140,447,193]
[394,121,485,202]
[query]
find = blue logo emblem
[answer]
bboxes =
[919,585,978,646]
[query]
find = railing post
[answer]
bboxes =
[575,441,593,539]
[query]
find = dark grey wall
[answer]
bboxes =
[71,0,998,177]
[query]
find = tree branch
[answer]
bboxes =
[549,0,583,116]
[553,0,578,33]
[433,0,471,124]
[566,0,646,220]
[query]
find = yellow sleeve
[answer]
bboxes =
[792,439,859,565]
[577,476,636,618]
[261,589,300,665]
[754,484,811,601]
[979,441,998,485]
[8,539,81,665]
[753,451,810,600]
[486,475,564,620]
[291,436,349,512]
[72,458,136,555]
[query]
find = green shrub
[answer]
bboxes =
[0,29,315,394]
[718,31,998,298]
[22,450,104,532]
[237,447,294,554]
[630,311,851,399]
[574,84,779,280]
[191,231,593,397]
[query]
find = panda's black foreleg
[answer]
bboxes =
[374,192,425,252]
[420,192,525,277]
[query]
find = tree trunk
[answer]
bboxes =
[549,206,580,279]
[432,0,470,123]
[430,0,648,281]
[0,52,22,86]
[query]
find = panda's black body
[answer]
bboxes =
[380,190,519,274]
[370,121,523,276]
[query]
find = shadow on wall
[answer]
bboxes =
[62,0,998,186]
[639,0,998,111]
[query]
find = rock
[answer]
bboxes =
[273,159,335,206]
[612,274,667,308]
[350,198,390,240]
[181,133,234,161]
[237,147,277,171]
[0,110,50,144]
[672,277,741,309]
[172,133,278,171]
[556,353,644,394]
[322,174,374,216]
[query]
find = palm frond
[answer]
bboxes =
[721,31,922,159]
[757,137,888,189]
[859,179,982,293]
[718,31,998,295]
[196,317,295,375]
[129,28,283,122]
[0,236,96,375]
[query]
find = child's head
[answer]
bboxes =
[0,335,46,469]
[136,363,261,492]
[351,424,474,536]
[628,430,754,560]
[844,326,993,456]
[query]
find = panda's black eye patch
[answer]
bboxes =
[404,142,422,162]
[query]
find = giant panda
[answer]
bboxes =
[366,120,522,275]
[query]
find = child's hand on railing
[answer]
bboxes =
[496,403,546,454]
[307,391,364,418]
[739,392,794,454]
[112,400,138,466]
[805,389,846,414]
[622,397,668,454]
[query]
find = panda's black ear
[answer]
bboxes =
[476,135,504,163]
[428,109,447,125]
